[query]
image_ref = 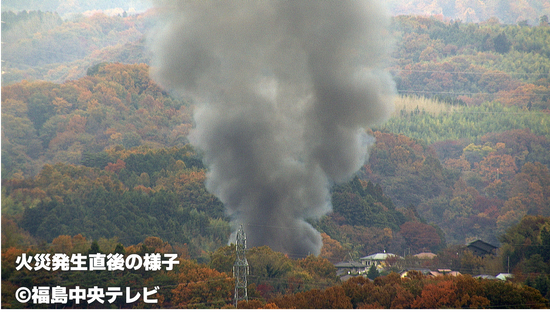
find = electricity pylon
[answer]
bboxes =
[233,225,249,307]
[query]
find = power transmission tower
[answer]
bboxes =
[233,225,249,307]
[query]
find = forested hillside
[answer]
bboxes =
[390,15,550,109]
[1,10,155,84]
[2,8,550,309]
[387,0,550,24]
[3,0,549,24]
[2,63,192,178]
[2,13,550,253]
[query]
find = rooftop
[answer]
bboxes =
[360,252,401,261]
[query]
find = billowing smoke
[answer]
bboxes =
[148,0,395,257]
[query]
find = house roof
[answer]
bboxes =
[496,273,513,280]
[475,274,497,280]
[400,268,432,277]
[360,253,401,261]
[400,269,462,278]
[430,270,461,277]
[334,261,365,268]
[467,240,497,254]
[413,252,437,259]
[467,240,497,252]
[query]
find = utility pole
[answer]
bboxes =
[233,225,248,307]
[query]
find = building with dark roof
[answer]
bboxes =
[467,240,498,256]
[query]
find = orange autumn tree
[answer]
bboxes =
[399,221,442,253]
[476,153,518,182]
[105,159,126,173]
[319,233,347,263]
[410,275,493,308]
[507,162,550,216]
[171,259,233,308]
[270,286,353,309]
[411,279,458,308]
[497,83,549,109]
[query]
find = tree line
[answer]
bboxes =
[2,227,549,308]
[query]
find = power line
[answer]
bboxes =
[396,89,549,97]
[389,68,549,76]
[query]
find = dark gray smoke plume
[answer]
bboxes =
[148,0,395,257]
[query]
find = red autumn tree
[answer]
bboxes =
[399,221,442,253]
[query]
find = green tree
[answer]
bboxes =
[367,264,380,280]
[494,32,511,53]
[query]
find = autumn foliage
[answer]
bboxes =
[2,9,550,309]
[264,274,547,309]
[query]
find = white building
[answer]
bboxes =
[334,261,368,276]
[359,252,402,267]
